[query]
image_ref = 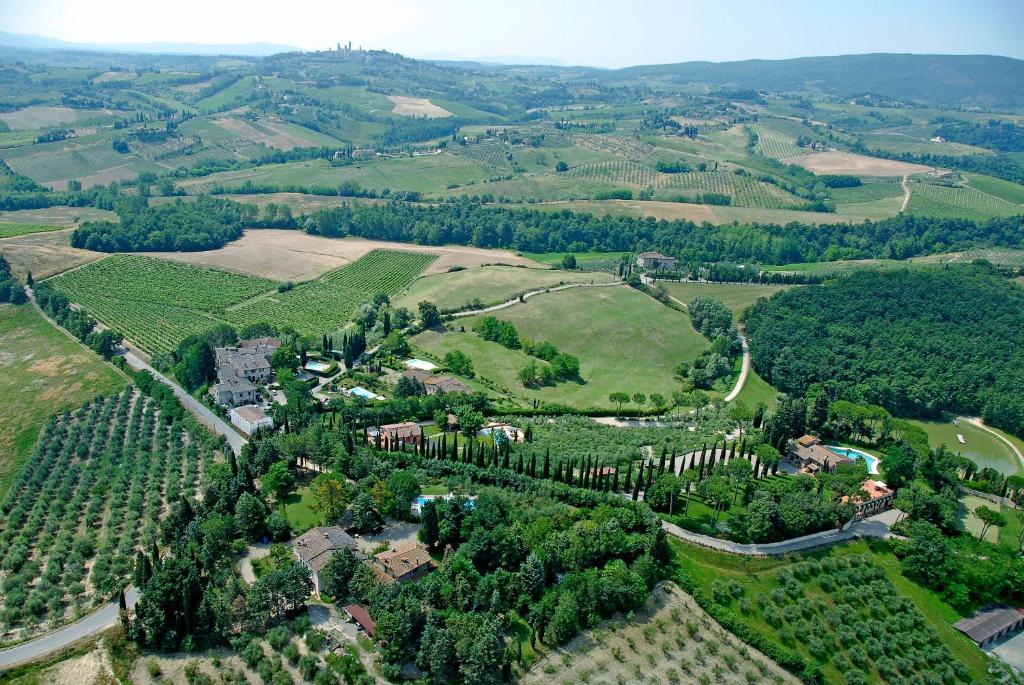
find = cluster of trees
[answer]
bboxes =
[0,255,26,304]
[933,119,1024,153]
[746,266,1024,438]
[70,195,255,252]
[677,296,741,390]
[33,283,123,359]
[471,316,581,386]
[303,199,1024,266]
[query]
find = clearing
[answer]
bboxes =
[783,151,931,177]
[908,417,1022,476]
[395,265,616,312]
[387,95,453,118]
[413,285,708,409]
[0,228,104,281]
[660,282,793,317]
[0,303,123,496]
[142,229,539,281]
[520,582,799,685]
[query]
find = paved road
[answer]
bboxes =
[120,349,246,456]
[238,544,269,584]
[450,281,622,318]
[0,588,139,670]
[723,330,750,403]
[662,509,900,556]
[900,175,911,212]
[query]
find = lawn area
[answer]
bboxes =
[412,285,707,409]
[661,281,794,317]
[0,303,124,495]
[670,538,990,684]
[394,265,615,312]
[733,367,780,410]
[908,416,1022,476]
[283,485,322,533]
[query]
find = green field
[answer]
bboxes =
[395,265,616,312]
[49,250,435,354]
[733,367,781,410]
[672,538,990,684]
[661,281,793,317]
[907,417,1021,475]
[0,304,124,496]
[413,285,708,408]
[749,122,807,160]
[0,224,64,240]
[966,173,1024,204]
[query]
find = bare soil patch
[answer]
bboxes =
[0,106,83,129]
[783,151,930,177]
[387,95,453,118]
[142,229,541,281]
[521,583,799,685]
[0,206,115,226]
[0,228,104,280]
[38,647,113,685]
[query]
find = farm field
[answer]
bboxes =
[0,304,124,497]
[966,173,1024,204]
[142,229,538,281]
[47,250,437,353]
[520,582,799,685]
[0,228,104,281]
[907,417,1022,476]
[0,206,117,226]
[413,285,708,408]
[0,223,64,240]
[672,538,990,684]
[0,106,116,130]
[660,281,793,317]
[750,122,808,160]
[906,180,1023,220]
[783,151,930,176]
[394,265,616,312]
[0,388,214,639]
[387,95,453,118]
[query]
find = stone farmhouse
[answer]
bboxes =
[366,422,424,450]
[292,526,365,594]
[403,368,473,395]
[636,251,677,271]
[370,543,436,584]
[786,435,854,474]
[842,479,894,517]
[209,337,281,407]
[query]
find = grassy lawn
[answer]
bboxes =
[283,486,322,532]
[661,281,794,317]
[0,304,124,495]
[413,286,707,409]
[394,265,615,312]
[908,416,1022,476]
[733,367,780,410]
[959,493,1022,550]
[670,538,990,684]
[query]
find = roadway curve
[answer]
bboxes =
[963,417,1024,470]
[449,281,623,318]
[0,588,139,670]
[723,330,751,403]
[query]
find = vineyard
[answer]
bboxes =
[128,134,202,161]
[906,180,1023,220]
[749,123,808,160]
[572,133,654,160]
[48,250,436,353]
[0,389,214,636]
[224,249,437,335]
[451,143,514,172]
[564,163,807,208]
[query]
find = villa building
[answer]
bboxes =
[842,479,894,517]
[292,526,364,594]
[370,543,436,583]
[636,251,677,271]
[786,435,854,474]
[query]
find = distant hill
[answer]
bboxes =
[607,54,1024,109]
[0,31,299,57]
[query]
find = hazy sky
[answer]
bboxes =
[2,0,1022,67]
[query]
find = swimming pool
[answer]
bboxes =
[305,360,333,373]
[827,446,880,474]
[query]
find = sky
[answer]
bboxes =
[1,0,1022,68]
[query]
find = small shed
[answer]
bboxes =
[954,604,1024,646]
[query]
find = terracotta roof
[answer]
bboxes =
[343,604,376,637]
[379,422,422,439]
[796,434,819,447]
[638,251,672,259]
[292,526,359,572]
[373,544,435,580]
[232,405,269,423]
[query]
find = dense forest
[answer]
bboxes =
[0,255,26,304]
[933,119,1024,153]
[306,201,1024,264]
[70,195,255,252]
[744,265,1024,437]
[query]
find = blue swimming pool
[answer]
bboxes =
[827,446,880,474]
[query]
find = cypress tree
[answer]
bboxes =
[582,457,591,489]
[543,449,550,479]
[554,461,562,482]
[594,464,603,491]
[612,465,620,491]
[624,462,633,492]
[516,454,524,474]
[751,456,760,479]
[476,445,485,468]
[646,460,654,490]
[632,462,643,501]
[529,453,537,478]
[728,441,737,461]
[669,448,676,476]
[228,450,238,477]
[658,446,667,475]
[502,448,510,469]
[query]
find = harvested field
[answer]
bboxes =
[520,582,799,685]
[0,106,95,129]
[514,199,875,225]
[0,206,116,226]
[783,151,930,177]
[142,229,540,281]
[387,95,453,118]
[213,117,318,150]
[0,228,104,280]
